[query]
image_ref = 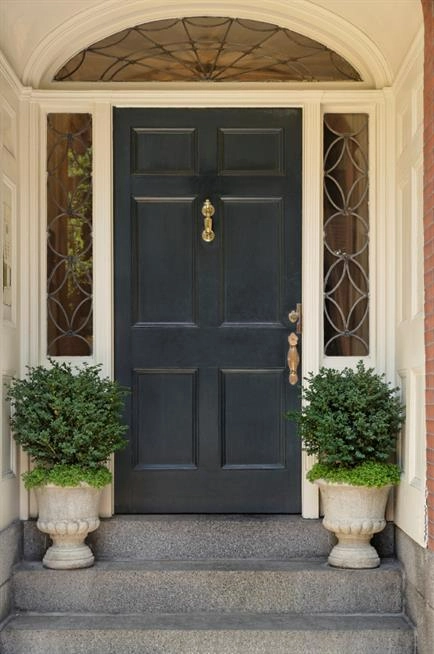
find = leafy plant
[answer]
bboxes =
[66,145,92,304]
[306,461,401,487]
[286,361,404,484]
[7,360,128,485]
[22,464,112,489]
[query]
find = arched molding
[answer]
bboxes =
[23,0,392,88]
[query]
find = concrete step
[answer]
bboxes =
[13,559,403,615]
[0,612,415,654]
[23,515,395,561]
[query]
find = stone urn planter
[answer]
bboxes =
[35,483,103,569]
[285,362,404,570]
[6,360,128,570]
[316,479,392,569]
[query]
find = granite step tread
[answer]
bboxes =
[16,556,400,571]
[13,558,403,614]
[23,515,395,561]
[0,612,415,654]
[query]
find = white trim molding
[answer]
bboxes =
[23,0,391,89]
[301,101,322,518]
[30,88,389,519]
[392,33,426,546]
[0,51,26,98]
[0,58,23,527]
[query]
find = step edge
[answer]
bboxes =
[2,610,415,629]
[13,557,402,572]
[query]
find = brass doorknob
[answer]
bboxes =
[288,303,302,333]
[201,199,215,242]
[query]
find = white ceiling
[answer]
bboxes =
[0,0,423,86]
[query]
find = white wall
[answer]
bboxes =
[393,30,427,546]
[0,55,21,530]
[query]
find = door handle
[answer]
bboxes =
[287,333,300,386]
[201,198,215,242]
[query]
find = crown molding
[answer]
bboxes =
[0,50,28,96]
[392,26,424,94]
[22,0,392,89]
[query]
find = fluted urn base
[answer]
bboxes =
[327,535,381,568]
[42,538,95,570]
[35,483,103,570]
[316,479,392,569]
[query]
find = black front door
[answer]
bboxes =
[114,108,302,513]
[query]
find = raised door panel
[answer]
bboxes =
[218,128,284,176]
[132,369,198,470]
[220,369,285,469]
[221,197,283,324]
[132,197,197,325]
[132,128,198,175]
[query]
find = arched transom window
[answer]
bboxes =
[55,16,361,83]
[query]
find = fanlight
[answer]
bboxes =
[55,16,361,83]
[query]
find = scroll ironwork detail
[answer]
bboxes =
[47,114,93,356]
[54,17,361,83]
[323,114,369,356]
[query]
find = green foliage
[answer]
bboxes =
[286,361,404,473]
[307,461,401,487]
[23,464,112,489]
[66,146,92,301]
[7,360,128,476]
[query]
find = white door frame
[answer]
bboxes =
[18,87,390,519]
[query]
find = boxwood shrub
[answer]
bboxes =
[7,360,128,486]
[286,361,405,485]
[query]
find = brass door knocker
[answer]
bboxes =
[201,198,215,242]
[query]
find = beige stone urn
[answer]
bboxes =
[316,479,392,569]
[35,483,103,569]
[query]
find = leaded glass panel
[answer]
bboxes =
[55,17,361,83]
[47,114,93,356]
[323,114,369,356]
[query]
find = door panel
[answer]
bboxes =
[222,197,282,324]
[132,198,197,325]
[221,369,285,469]
[132,128,198,175]
[218,128,284,175]
[114,108,302,513]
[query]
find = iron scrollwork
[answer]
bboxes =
[55,17,361,84]
[323,114,369,356]
[47,114,93,356]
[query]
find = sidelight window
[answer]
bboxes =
[46,113,93,356]
[323,113,369,356]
